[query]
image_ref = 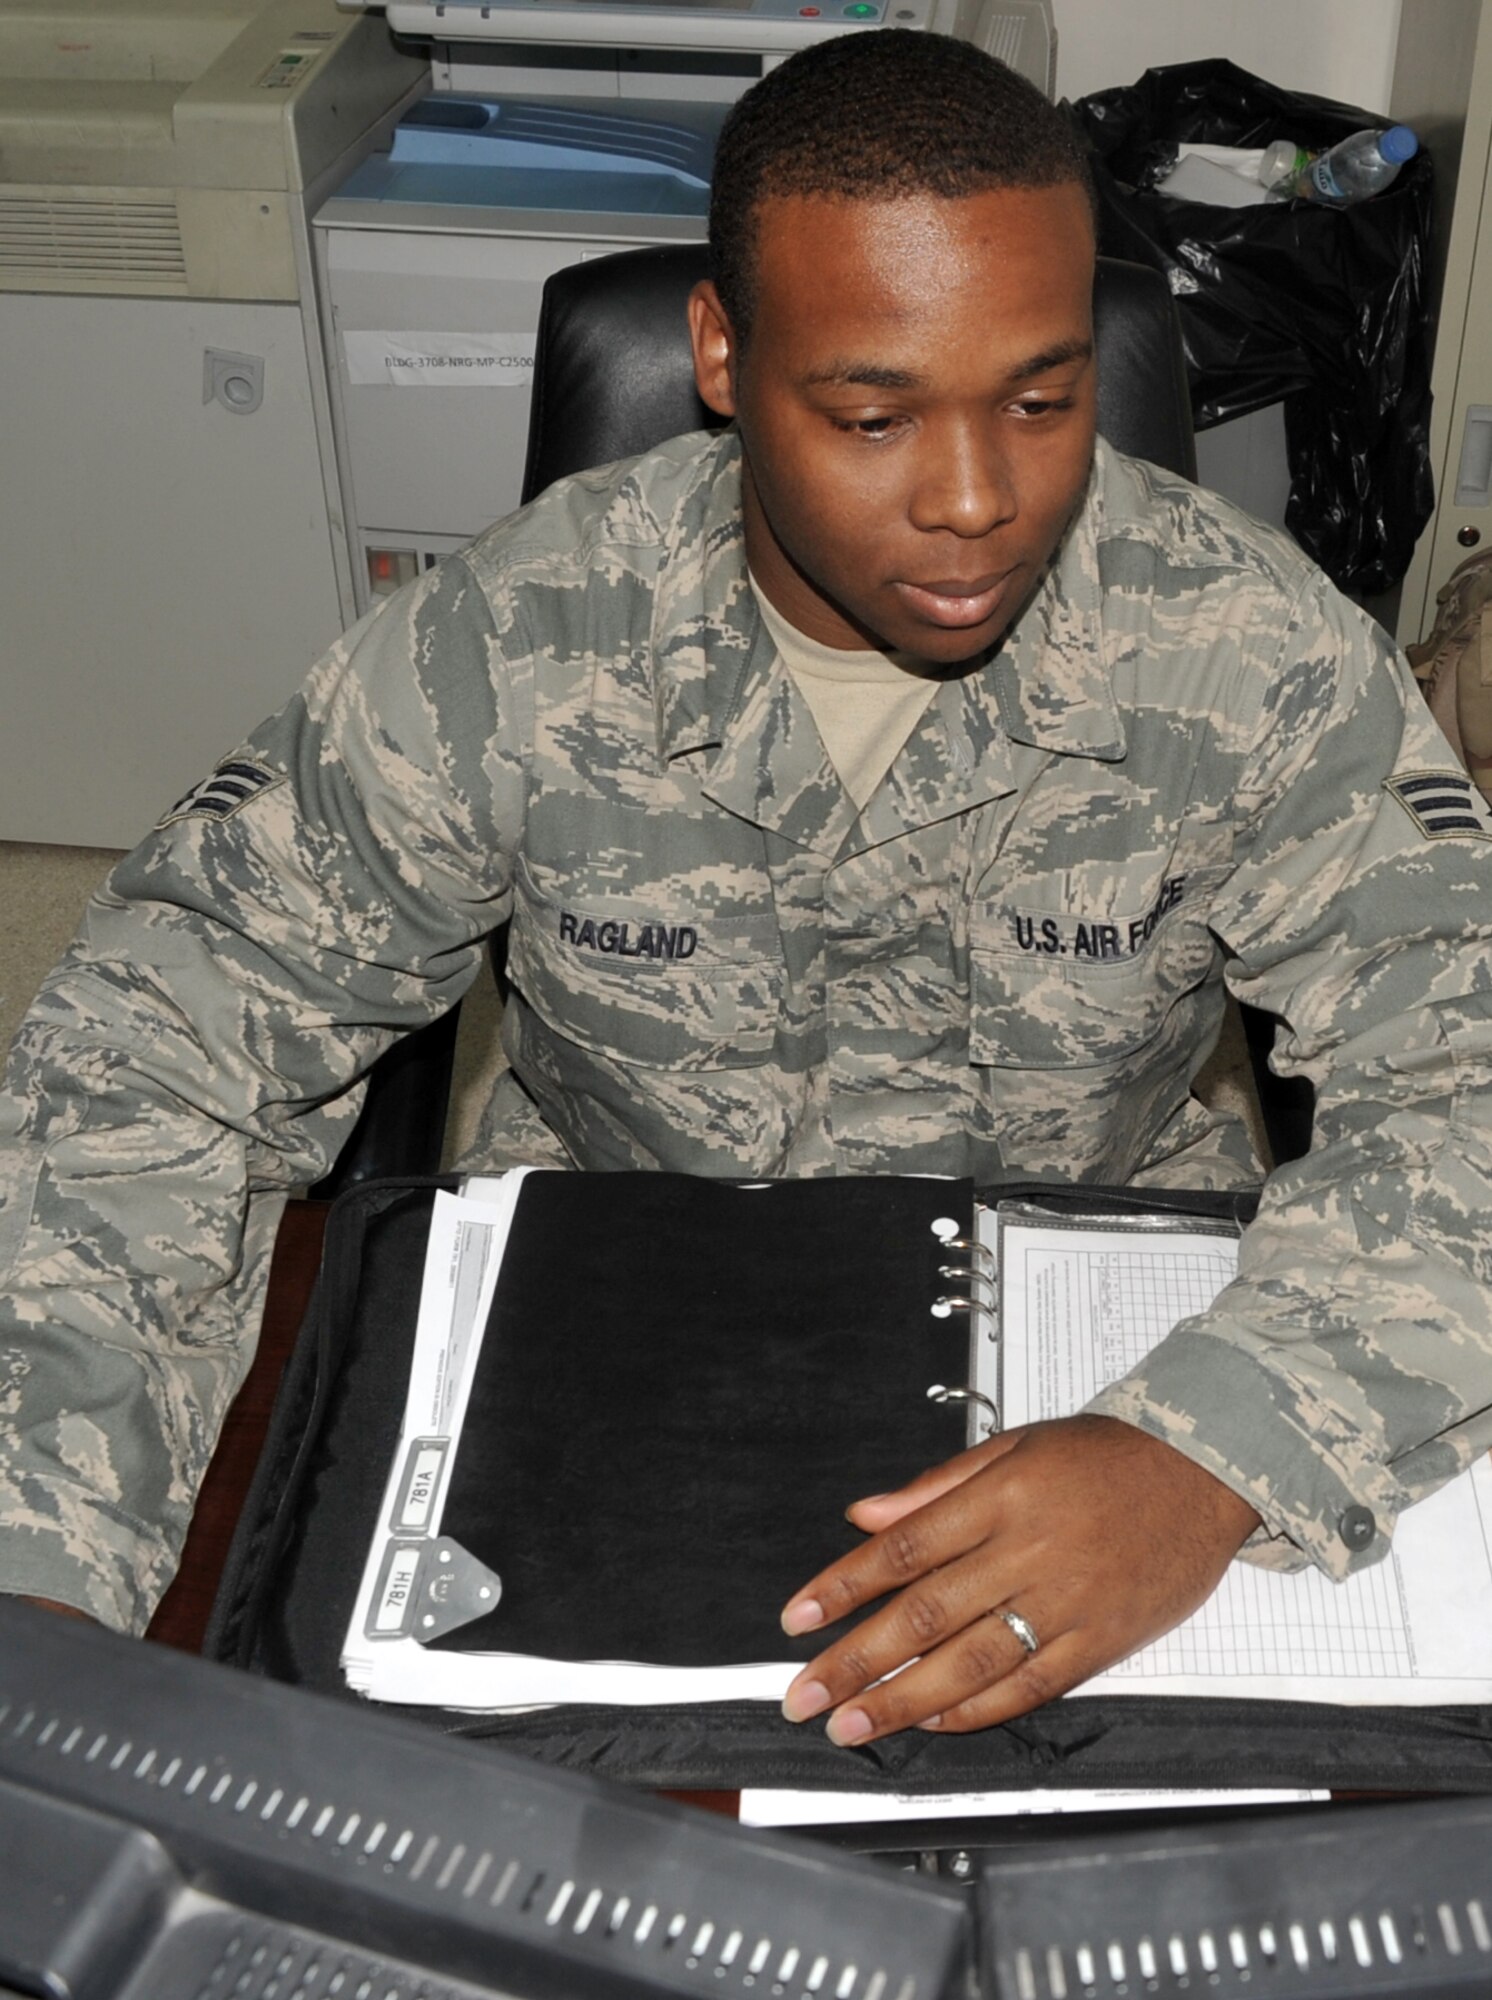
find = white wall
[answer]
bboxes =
[1056,0,1402,117]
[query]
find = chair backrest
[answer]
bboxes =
[520,244,1196,505]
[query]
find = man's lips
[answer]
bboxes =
[892,572,1017,630]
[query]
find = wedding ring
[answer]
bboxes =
[992,1607,1040,1656]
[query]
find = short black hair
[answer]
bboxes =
[709,29,1095,342]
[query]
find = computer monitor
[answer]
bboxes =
[0,1601,968,2000]
[8,1599,1490,2000]
[978,1791,1492,1998]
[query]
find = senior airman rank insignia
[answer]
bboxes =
[157,754,284,829]
[1384,770,1492,842]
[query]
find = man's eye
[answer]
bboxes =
[1013,395,1075,418]
[831,416,900,437]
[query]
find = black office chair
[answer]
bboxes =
[320,246,1309,1194]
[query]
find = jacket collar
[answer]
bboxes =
[647,433,1126,849]
[649,430,763,765]
[990,442,1126,764]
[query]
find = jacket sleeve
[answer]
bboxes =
[0,555,530,1631]
[1089,571,1492,1580]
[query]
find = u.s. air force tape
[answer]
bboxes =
[1006,873,1188,963]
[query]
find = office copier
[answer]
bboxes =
[315,0,1057,613]
[0,0,425,845]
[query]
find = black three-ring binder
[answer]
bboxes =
[380,1172,980,1669]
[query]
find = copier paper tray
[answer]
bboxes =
[334,93,724,215]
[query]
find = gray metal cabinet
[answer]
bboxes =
[1394,0,1492,645]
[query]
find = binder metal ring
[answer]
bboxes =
[926,1383,999,1430]
[940,1235,993,1273]
[939,1264,995,1299]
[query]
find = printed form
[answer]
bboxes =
[977,1211,1492,1706]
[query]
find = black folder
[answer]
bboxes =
[415,1172,977,1670]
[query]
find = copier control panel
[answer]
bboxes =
[343,0,1055,76]
[384,0,905,53]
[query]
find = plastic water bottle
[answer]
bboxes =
[1277,125,1419,206]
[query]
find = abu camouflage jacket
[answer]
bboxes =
[3,433,1491,1630]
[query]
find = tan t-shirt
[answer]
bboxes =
[752,579,943,810]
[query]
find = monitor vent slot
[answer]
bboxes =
[0,193,187,290]
[2,1694,919,2000]
[185,1917,477,1999]
[998,1896,1492,1997]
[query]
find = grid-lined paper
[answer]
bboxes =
[978,1211,1492,1703]
[1010,1239,1237,1415]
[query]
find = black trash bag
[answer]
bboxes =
[1071,59,1434,598]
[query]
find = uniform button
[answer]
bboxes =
[1337,1505,1375,1551]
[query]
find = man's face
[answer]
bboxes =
[689,183,1098,662]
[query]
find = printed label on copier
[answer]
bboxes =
[344,330,537,387]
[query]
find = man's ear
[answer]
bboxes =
[688,280,739,419]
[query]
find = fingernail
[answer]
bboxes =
[782,1678,831,1723]
[827,1706,874,1747]
[781,1597,825,1636]
[917,1714,943,1731]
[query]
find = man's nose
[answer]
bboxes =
[908,421,1016,538]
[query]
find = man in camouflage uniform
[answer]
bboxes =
[3,32,1491,1744]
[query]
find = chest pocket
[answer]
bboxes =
[969,896,1221,1070]
[509,855,782,1071]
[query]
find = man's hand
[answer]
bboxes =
[779,1415,1259,1743]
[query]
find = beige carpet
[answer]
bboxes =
[1,840,1265,1165]
[0,841,123,1052]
